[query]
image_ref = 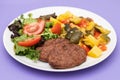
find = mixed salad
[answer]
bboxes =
[8,11,110,61]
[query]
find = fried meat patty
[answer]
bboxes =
[36,38,87,69]
[48,43,87,69]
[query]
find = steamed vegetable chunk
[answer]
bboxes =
[50,17,61,24]
[95,25,110,35]
[98,34,110,44]
[70,16,81,24]
[88,46,102,58]
[86,21,95,30]
[57,11,73,22]
[83,35,99,47]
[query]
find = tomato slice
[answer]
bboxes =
[18,36,41,47]
[23,20,45,36]
[51,23,61,35]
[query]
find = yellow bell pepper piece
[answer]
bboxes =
[70,16,81,24]
[84,35,99,47]
[88,46,102,58]
[86,21,95,30]
[50,17,61,24]
[57,11,73,21]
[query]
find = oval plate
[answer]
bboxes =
[3,6,117,72]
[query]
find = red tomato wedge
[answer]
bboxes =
[78,19,88,28]
[61,19,70,24]
[51,23,61,35]
[23,20,45,36]
[94,30,101,38]
[98,44,107,51]
[18,36,41,47]
[81,44,90,53]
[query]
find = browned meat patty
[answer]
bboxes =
[36,38,70,62]
[36,38,87,69]
[48,43,87,69]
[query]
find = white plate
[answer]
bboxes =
[3,6,117,72]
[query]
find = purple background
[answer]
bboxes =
[0,0,120,80]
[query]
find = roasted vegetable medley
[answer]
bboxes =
[8,11,110,60]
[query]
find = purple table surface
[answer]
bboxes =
[0,0,120,80]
